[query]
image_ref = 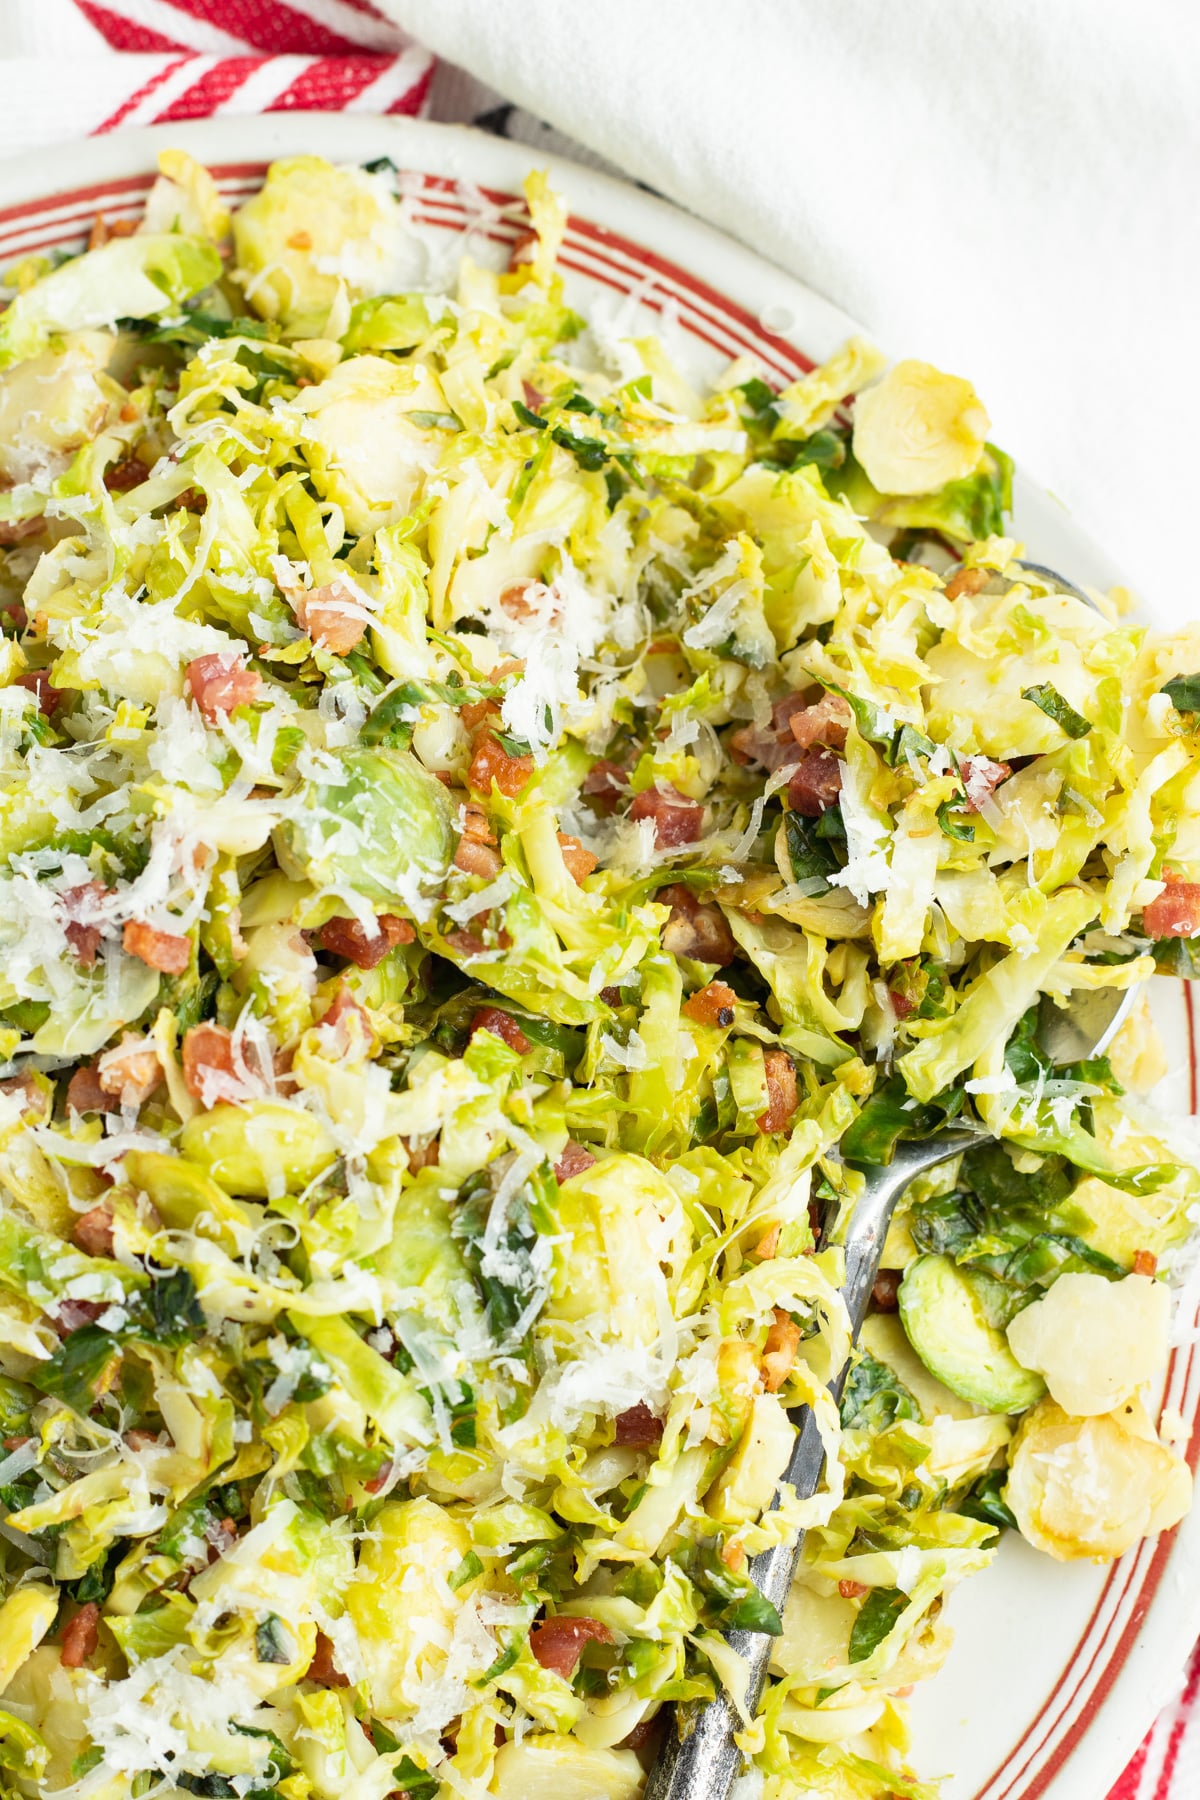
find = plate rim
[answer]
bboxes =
[0,109,1194,1800]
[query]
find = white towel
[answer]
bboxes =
[384,0,1200,624]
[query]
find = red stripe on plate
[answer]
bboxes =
[155,0,367,55]
[409,179,813,381]
[73,1,183,52]
[93,54,195,135]
[153,56,266,123]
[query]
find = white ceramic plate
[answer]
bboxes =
[1,112,1196,1800]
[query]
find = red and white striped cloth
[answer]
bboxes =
[0,0,433,146]
[1110,1647,1200,1800]
[0,3,1196,1795]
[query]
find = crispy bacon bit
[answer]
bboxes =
[124,1429,161,1451]
[454,836,503,879]
[60,880,109,967]
[468,733,534,799]
[0,516,44,547]
[364,1461,394,1496]
[629,783,703,849]
[66,1065,117,1117]
[498,579,545,620]
[790,692,854,751]
[582,759,628,813]
[317,985,374,1058]
[729,724,792,773]
[60,1603,100,1669]
[768,693,810,734]
[761,1306,801,1392]
[287,229,313,250]
[0,1074,45,1121]
[619,1716,661,1754]
[614,1402,663,1448]
[728,693,813,772]
[838,1578,870,1600]
[719,1539,746,1573]
[51,1298,108,1336]
[123,919,191,974]
[292,580,369,655]
[682,980,738,1028]
[460,801,495,844]
[758,1050,798,1134]
[752,1221,782,1262]
[558,833,598,883]
[944,566,989,601]
[872,1270,901,1312]
[16,669,63,718]
[658,883,735,966]
[72,1203,115,1259]
[889,989,916,1021]
[460,696,501,734]
[318,913,414,969]
[97,1035,163,1107]
[204,1516,239,1562]
[528,1615,614,1679]
[787,749,843,818]
[185,652,262,723]
[554,1140,597,1185]
[960,755,1012,812]
[508,226,538,271]
[306,1632,349,1687]
[1144,872,1200,939]
[599,985,622,1005]
[404,1136,440,1175]
[444,928,486,959]
[470,1006,532,1055]
[1133,1249,1159,1278]
[88,214,136,250]
[104,455,151,493]
[182,1023,238,1105]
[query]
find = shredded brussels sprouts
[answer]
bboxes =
[0,148,1195,1800]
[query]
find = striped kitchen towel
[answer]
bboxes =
[0,0,433,147]
[0,2,1195,1795]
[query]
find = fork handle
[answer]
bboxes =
[642,1408,827,1800]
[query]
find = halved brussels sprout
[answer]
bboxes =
[490,1736,642,1800]
[346,1497,473,1714]
[899,1254,1045,1414]
[0,235,221,369]
[276,746,454,912]
[0,335,114,483]
[180,1102,337,1198]
[232,156,408,336]
[0,1588,58,1698]
[1006,1273,1169,1416]
[852,359,989,496]
[292,354,454,536]
[1006,1397,1191,1560]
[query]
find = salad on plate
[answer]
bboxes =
[0,149,1197,1800]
